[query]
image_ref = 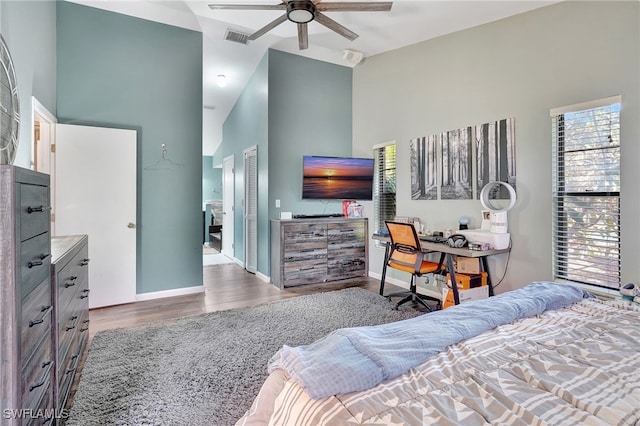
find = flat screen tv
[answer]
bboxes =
[302,156,374,200]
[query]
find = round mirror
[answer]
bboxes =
[0,34,20,165]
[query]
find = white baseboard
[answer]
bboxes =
[256,271,270,283]
[136,285,204,302]
[368,271,442,300]
[368,271,410,290]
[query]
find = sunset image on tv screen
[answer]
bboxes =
[302,156,373,199]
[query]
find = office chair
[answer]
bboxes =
[381,221,444,311]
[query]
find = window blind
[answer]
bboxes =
[373,142,396,236]
[551,98,621,289]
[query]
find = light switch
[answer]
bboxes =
[275,199,281,208]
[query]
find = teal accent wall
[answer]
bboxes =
[267,49,353,221]
[203,155,221,242]
[0,0,57,168]
[56,2,203,295]
[203,156,221,203]
[222,54,269,266]
[221,49,352,276]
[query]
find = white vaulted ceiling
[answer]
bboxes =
[66,1,561,155]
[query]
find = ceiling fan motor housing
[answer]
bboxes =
[287,1,316,23]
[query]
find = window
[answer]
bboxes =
[373,142,396,239]
[551,96,621,290]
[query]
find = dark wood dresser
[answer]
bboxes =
[0,165,54,425]
[50,235,90,412]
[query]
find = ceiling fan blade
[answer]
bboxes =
[297,23,309,50]
[208,3,286,11]
[248,14,288,41]
[316,2,392,12]
[314,12,358,41]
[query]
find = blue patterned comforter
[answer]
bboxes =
[268,281,593,399]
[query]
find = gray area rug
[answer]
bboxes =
[66,287,421,426]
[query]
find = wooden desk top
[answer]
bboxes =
[371,234,510,257]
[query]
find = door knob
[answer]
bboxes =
[127,222,136,228]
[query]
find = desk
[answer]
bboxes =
[373,234,510,306]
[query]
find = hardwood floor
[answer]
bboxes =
[87,261,403,340]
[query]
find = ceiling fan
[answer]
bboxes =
[208,1,393,50]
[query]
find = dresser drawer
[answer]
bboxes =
[57,298,84,363]
[21,334,53,409]
[20,183,50,241]
[21,278,52,366]
[21,233,51,298]
[57,314,86,409]
[56,256,89,313]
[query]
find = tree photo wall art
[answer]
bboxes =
[410,117,516,201]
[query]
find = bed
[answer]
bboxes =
[236,282,640,425]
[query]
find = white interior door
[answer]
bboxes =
[222,155,234,258]
[244,147,257,273]
[55,124,137,308]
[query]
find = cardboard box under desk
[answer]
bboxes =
[446,272,488,290]
[455,257,481,274]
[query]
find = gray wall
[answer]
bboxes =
[353,1,640,293]
[57,2,203,295]
[221,49,352,276]
[0,0,57,167]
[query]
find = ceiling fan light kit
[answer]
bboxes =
[287,1,316,24]
[209,1,393,50]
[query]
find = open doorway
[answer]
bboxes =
[31,97,57,233]
[222,154,235,259]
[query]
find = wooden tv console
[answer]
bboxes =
[270,217,368,289]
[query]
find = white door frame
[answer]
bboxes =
[222,155,235,259]
[31,97,57,233]
[243,146,258,273]
[55,124,137,309]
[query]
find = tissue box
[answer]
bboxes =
[456,257,480,274]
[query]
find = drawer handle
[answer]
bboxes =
[81,258,90,266]
[80,294,88,299]
[29,305,52,327]
[70,315,78,320]
[64,277,78,288]
[80,319,90,332]
[28,253,51,268]
[29,378,46,392]
[41,360,52,368]
[66,352,81,375]
[66,325,76,331]
[82,288,90,293]
[26,205,51,214]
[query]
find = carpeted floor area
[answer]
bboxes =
[65,287,422,425]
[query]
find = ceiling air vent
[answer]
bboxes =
[224,29,250,45]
